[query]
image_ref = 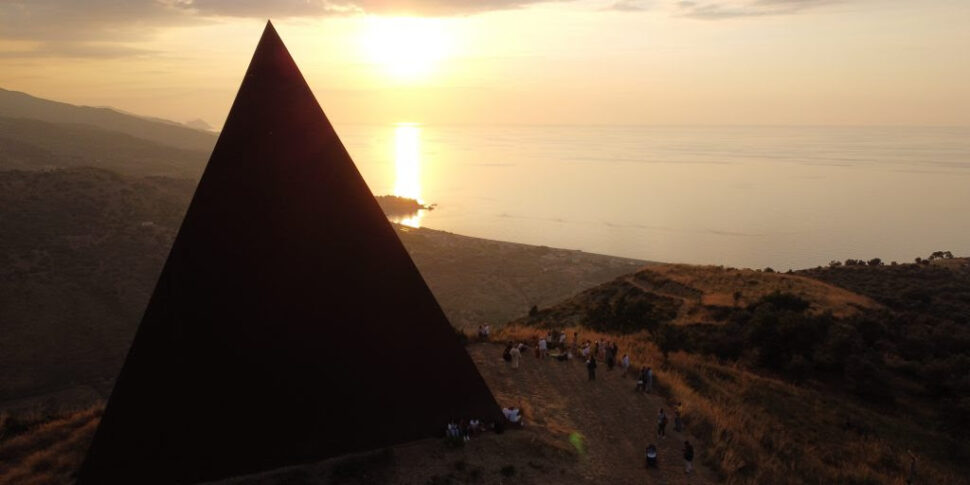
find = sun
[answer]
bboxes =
[360,17,452,82]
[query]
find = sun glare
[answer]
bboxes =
[392,123,425,228]
[360,17,452,82]
[393,123,422,202]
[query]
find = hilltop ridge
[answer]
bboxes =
[0,88,217,152]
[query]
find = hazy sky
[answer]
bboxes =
[1,0,968,127]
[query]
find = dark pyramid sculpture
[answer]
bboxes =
[77,21,502,485]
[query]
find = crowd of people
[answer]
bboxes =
[444,405,525,444]
[498,329,699,477]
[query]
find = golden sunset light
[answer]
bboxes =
[1,1,969,484]
[359,17,454,83]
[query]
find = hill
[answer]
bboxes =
[506,260,970,483]
[0,117,209,177]
[515,263,879,333]
[0,88,217,152]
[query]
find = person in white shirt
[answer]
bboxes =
[538,337,548,359]
[510,344,521,369]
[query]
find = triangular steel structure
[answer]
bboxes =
[77,21,502,484]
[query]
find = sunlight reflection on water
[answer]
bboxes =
[390,123,425,228]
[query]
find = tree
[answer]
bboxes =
[868,258,882,266]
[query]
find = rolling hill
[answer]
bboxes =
[0,116,209,177]
[504,258,970,484]
[0,88,217,152]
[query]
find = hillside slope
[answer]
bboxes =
[0,117,208,177]
[507,261,970,484]
[0,88,217,152]
[516,263,879,333]
[1,343,716,485]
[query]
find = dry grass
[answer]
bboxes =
[640,263,880,323]
[0,407,101,485]
[494,324,964,484]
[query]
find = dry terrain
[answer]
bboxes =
[0,342,716,485]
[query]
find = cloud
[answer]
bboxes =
[0,0,561,57]
[0,0,844,58]
[0,43,157,59]
[675,0,839,19]
[185,0,539,17]
[606,0,651,12]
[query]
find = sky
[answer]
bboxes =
[0,0,968,128]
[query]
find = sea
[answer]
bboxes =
[335,124,970,270]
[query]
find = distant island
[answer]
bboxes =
[375,194,436,217]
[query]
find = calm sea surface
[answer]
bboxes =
[335,124,970,270]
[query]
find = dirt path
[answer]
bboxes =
[468,343,718,485]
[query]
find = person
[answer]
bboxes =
[503,343,513,362]
[503,407,523,428]
[510,343,521,369]
[621,354,631,375]
[645,443,658,468]
[581,342,591,359]
[683,441,694,474]
[469,418,481,436]
[559,331,568,350]
[446,421,460,439]
[606,344,615,371]
[646,366,654,393]
[483,323,491,340]
[538,336,548,359]
[477,325,484,340]
[657,408,667,439]
[636,366,648,392]
[587,356,597,381]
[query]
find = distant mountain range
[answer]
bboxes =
[0,88,216,178]
[0,88,217,151]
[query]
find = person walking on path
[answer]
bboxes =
[646,366,654,393]
[657,408,668,439]
[538,337,548,359]
[683,441,694,474]
[621,354,631,376]
[637,366,648,392]
[587,356,598,381]
[510,344,521,369]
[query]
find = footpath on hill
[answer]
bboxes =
[468,342,718,485]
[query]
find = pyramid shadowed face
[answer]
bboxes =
[75,21,501,485]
